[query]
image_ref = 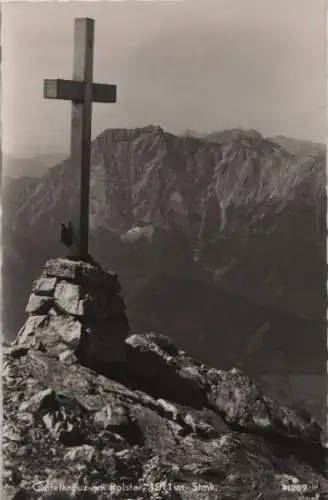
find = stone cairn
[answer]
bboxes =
[13,257,129,368]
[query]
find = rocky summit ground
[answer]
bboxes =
[3,330,328,499]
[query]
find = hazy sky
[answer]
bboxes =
[2,0,326,158]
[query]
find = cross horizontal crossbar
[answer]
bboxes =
[44,78,117,103]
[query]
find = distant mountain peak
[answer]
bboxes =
[97,124,165,141]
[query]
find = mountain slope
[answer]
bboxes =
[2,126,326,376]
[4,326,328,499]
[9,125,324,234]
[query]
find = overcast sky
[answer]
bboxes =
[2,0,326,158]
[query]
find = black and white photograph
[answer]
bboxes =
[2,0,327,497]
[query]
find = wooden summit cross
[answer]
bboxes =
[43,18,117,260]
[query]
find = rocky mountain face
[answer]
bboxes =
[2,126,326,379]
[3,258,328,499]
[184,128,326,159]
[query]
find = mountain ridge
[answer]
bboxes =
[8,125,324,232]
[2,125,326,378]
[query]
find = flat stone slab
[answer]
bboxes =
[54,282,84,316]
[43,258,121,293]
[59,350,78,366]
[45,341,72,358]
[75,394,105,412]
[44,258,81,280]
[32,277,57,296]
[3,345,29,358]
[18,388,54,415]
[25,294,54,315]
[47,316,83,349]
[26,350,58,385]
[64,445,95,463]
[15,315,48,345]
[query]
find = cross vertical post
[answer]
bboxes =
[43,18,117,261]
[71,18,94,260]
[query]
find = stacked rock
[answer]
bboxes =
[13,257,129,368]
